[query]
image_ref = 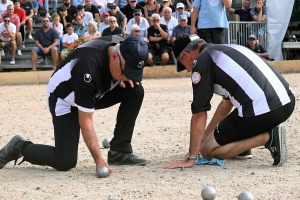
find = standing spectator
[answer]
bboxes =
[125,9,149,42]
[172,2,190,22]
[31,17,58,71]
[13,0,26,48]
[77,5,93,25]
[58,6,73,34]
[102,16,122,36]
[171,14,190,42]
[246,34,273,60]
[60,23,78,61]
[159,0,175,17]
[144,0,160,25]
[84,0,100,23]
[0,0,13,17]
[1,5,23,56]
[191,0,231,44]
[130,23,140,37]
[98,11,110,35]
[73,14,87,37]
[63,0,77,20]
[44,0,57,18]
[73,0,85,8]
[250,0,267,45]
[84,20,101,38]
[108,3,127,33]
[20,0,33,40]
[0,15,16,64]
[172,0,191,11]
[147,13,169,66]
[122,0,144,21]
[160,7,177,44]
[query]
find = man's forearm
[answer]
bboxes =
[149,36,163,42]
[191,7,199,28]
[189,111,207,156]
[122,18,127,30]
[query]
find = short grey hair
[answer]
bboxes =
[111,43,125,64]
[109,16,117,22]
[179,35,206,58]
[163,7,172,13]
[151,13,160,20]
[131,24,140,31]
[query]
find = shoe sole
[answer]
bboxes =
[108,161,146,166]
[234,154,253,159]
[274,126,288,166]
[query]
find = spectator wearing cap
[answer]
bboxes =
[77,5,93,25]
[171,14,190,42]
[172,2,190,22]
[147,13,169,66]
[58,6,73,34]
[84,20,101,38]
[172,0,192,11]
[122,0,144,21]
[130,24,140,37]
[125,9,149,42]
[160,7,177,44]
[99,0,120,15]
[144,0,160,25]
[246,35,273,60]
[102,16,122,36]
[72,0,85,8]
[74,14,88,37]
[84,0,100,23]
[159,0,175,17]
[108,2,127,32]
[99,11,110,35]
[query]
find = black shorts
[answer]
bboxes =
[149,45,170,57]
[214,96,295,145]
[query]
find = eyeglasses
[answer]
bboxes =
[153,19,159,22]
[130,1,136,2]
[134,14,140,16]
[4,20,10,22]
[110,7,116,9]
[134,30,140,32]
[177,7,183,10]
[42,20,49,22]
[110,20,116,22]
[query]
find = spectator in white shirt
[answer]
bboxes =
[0,15,16,64]
[172,2,190,22]
[77,4,93,25]
[0,0,13,17]
[125,9,149,42]
[98,11,110,35]
[50,13,63,37]
[160,6,177,43]
[60,23,78,61]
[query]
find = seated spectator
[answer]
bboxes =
[43,0,57,18]
[0,0,13,17]
[160,7,177,44]
[159,0,175,17]
[100,0,121,15]
[122,0,144,21]
[77,4,93,25]
[1,5,23,55]
[63,0,77,20]
[58,6,73,34]
[13,0,26,48]
[172,2,190,22]
[60,23,78,61]
[125,9,149,42]
[116,0,127,10]
[20,0,34,40]
[84,0,100,23]
[147,13,169,66]
[108,3,127,33]
[144,0,160,25]
[172,0,191,11]
[102,16,122,36]
[73,14,87,37]
[171,14,190,42]
[130,24,140,37]
[84,20,100,38]
[72,0,85,8]
[98,11,110,36]
[31,17,58,71]
[0,15,16,64]
[30,0,44,18]
[50,13,63,37]
[246,35,273,61]
[250,0,267,45]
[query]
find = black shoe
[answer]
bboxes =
[108,151,147,166]
[265,126,288,166]
[0,135,25,169]
[234,149,253,159]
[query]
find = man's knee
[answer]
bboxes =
[55,157,77,171]
[161,52,169,60]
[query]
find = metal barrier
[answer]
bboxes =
[225,21,267,49]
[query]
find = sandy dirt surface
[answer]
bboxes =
[0,75,299,200]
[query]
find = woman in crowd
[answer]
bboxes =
[84,20,101,39]
[144,0,160,25]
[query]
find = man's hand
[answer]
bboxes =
[190,26,197,34]
[96,159,113,173]
[97,5,102,9]
[43,47,50,54]
[162,159,195,169]
[256,5,262,12]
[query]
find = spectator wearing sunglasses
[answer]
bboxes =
[130,24,140,37]
[125,9,149,42]
[172,0,192,11]
[122,0,144,21]
[172,3,190,22]
[0,15,16,65]
[74,14,88,37]
[102,16,122,36]
[108,3,127,32]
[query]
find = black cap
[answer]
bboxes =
[109,3,117,7]
[120,37,149,82]
[248,35,256,40]
[133,9,142,14]
[172,33,200,72]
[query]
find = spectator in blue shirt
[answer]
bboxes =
[171,14,190,42]
[73,14,88,38]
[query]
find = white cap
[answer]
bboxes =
[107,0,114,3]
[176,3,184,9]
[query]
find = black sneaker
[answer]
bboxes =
[265,126,288,166]
[108,151,147,166]
[234,149,253,159]
[0,135,25,169]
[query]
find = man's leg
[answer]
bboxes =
[20,25,26,45]
[147,50,154,66]
[160,46,170,66]
[27,19,33,39]
[50,47,58,69]
[16,32,22,51]
[197,29,212,43]
[31,47,41,71]
[211,28,224,44]
[9,41,16,64]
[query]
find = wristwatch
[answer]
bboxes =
[186,153,197,160]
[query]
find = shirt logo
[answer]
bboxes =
[191,72,201,84]
[137,61,144,68]
[84,73,92,82]
[192,60,197,68]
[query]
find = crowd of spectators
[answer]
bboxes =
[0,0,270,67]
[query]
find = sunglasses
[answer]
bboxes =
[163,1,168,3]
[134,14,140,16]
[153,19,159,22]
[42,20,49,22]
[110,7,116,9]
[110,20,116,22]
[134,30,140,32]
[130,1,136,2]
[177,7,183,10]
[4,20,10,22]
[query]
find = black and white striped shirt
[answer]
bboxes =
[47,35,124,116]
[191,44,294,117]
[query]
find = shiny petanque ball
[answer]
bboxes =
[201,186,216,200]
[238,191,254,200]
[97,166,110,178]
[102,138,111,148]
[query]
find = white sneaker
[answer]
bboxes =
[17,50,22,56]
[46,13,51,18]
[22,43,25,48]
[28,34,33,40]
[1,50,4,57]
[10,60,15,65]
